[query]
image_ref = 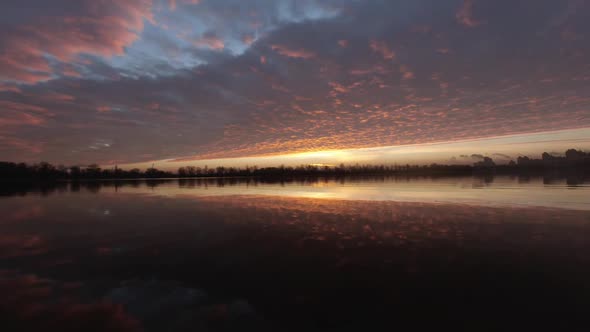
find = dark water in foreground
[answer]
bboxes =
[1,176,590,331]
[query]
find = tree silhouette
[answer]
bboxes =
[0,149,588,181]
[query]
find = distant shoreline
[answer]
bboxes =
[1,168,588,183]
[1,148,589,181]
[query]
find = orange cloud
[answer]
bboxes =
[456,0,484,27]
[0,112,44,127]
[41,92,75,102]
[369,40,395,60]
[0,135,44,153]
[329,81,350,94]
[349,64,389,76]
[194,34,225,50]
[400,65,415,80]
[242,34,255,45]
[0,100,49,114]
[0,82,21,93]
[271,45,315,59]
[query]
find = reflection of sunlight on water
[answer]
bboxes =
[2,183,590,330]
[102,177,590,211]
[310,181,331,188]
[296,191,339,199]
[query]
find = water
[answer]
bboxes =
[2,176,590,331]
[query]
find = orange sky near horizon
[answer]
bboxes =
[1,1,589,166]
[111,127,590,170]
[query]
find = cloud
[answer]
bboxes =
[0,112,44,127]
[0,0,154,83]
[0,135,44,153]
[168,0,200,11]
[271,44,315,59]
[242,34,255,45]
[456,0,484,27]
[400,65,415,80]
[0,82,21,93]
[194,31,225,50]
[0,272,142,331]
[369,40,395,60]
[0,0,589,165]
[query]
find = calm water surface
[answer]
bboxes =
[2,176,590,331]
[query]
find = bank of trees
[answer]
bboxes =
[1,149,588,181]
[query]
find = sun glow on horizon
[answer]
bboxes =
[281,150,354,163]
[109,127,590,171]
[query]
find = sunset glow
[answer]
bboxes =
[0,0,589,166]
[2,2,590,329]
[115,127,590,170]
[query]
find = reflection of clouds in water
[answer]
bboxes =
[0,271,260,332]
[0,234,46,259]
[5,205,44,222]
[194,195,590,248]
[106,280,258,328]
[106,280,207,318]
[2,192,590,330]
[0,271,141,332]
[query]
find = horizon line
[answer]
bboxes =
[108,127,590,170]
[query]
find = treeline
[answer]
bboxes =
[0,163,173,180]
[3,172,589,197]
[177,163,474,178]
[0,149,588,181]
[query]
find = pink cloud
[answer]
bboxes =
[400,65,415,80]
[0,100,51,128]
[0,135,44,153]
[62,64,81,78]
[456,0,484,28]
[369,40,395,60]
[349,64,389,76]
[169,0,200,11]
[0,100,50,114]
[271,45,316,59]
[329,81,350,94]
[242,34,255,45]
[0,112,45,127]
[42,93,75,102]
[0,0,154,84]
[194,33,225,50]
[338,40,349,48]
[0,82,21,93]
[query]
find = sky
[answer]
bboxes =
[0,0,589,168]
